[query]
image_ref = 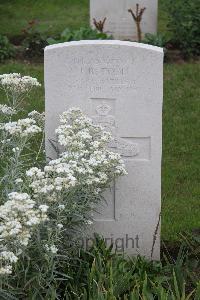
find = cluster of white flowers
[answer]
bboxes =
[0,265,12,275]
[0,251,18,274]
[58,204,65,210]
[0,74,47,276]
[0,104,16,116]
[26,108,127,202]
[15,178,23,184]
[26,165,76,196]
[0,192,48,275]
[56,108,111,150]
[3,117,42,137]
[55,108,127,184]
[57,223,63,229]
[85,220,93,225]
[28,110,45,128]
[0,100,127,278]
[0,73,41,95]
[45,244,58,255]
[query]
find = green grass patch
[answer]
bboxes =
[0,0,89,38]
[0,61,199,241]
[162,62,200,240]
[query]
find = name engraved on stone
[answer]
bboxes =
[81,66,127,76]
[64,55,137,93]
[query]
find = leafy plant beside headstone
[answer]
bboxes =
[142,33,169,59]
[58,235,200,299]
[47,26,111,45]
[142,33,168,48]
[165,0,200,58]
[0,35,15,62]
[21,20,48,58]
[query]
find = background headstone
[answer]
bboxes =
[90,0,158,40]
[45,40,163,259]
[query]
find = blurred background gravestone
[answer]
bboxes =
[90,0,158,40]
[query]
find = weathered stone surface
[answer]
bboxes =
[45,40,163,259]
[90,0,158,40]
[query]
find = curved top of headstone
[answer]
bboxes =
[45,40,163,54]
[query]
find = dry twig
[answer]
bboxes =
[128,4,146,42]
[93,17,107,33]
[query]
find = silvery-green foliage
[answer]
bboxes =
[0,73,46,278]
[0,73,127,298]
[24,108,127,265]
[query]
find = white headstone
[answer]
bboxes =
[90,0,158,40]
[45,40,163,259]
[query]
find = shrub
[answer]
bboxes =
[142,33,169,60]
[166,0,200,57]
[0,35,15,62]
[142,33,168,48]
[47,26,111,45]
[22,20,48,58]
[0,73,126,298]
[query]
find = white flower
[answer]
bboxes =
[50,245,58,254]
[27,108,127,204]
[45,244,58,254]
[58,204,65,210]
[0,251,18,263]
[0,192,48,275]
[0,192,48,265]
[0,265,12,275]
[12,147,19,153]
[28,110,45,127]
[85,220,93,225]
[26,167,44,178]
[0,73,41,94]
[57,223,63,229]
[15,178,23,184]
[39,205,49,213]
[3,118,42,137]
[0,104,16,116]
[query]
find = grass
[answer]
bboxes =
[0,60,199,241]
[162,63,200,240]
[0,1,199,241]
[0,0,89,38]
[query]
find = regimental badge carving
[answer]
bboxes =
[92,101,117,144]
[96,102,111,116]
[91,99,140,158]
[92,102,116,132]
